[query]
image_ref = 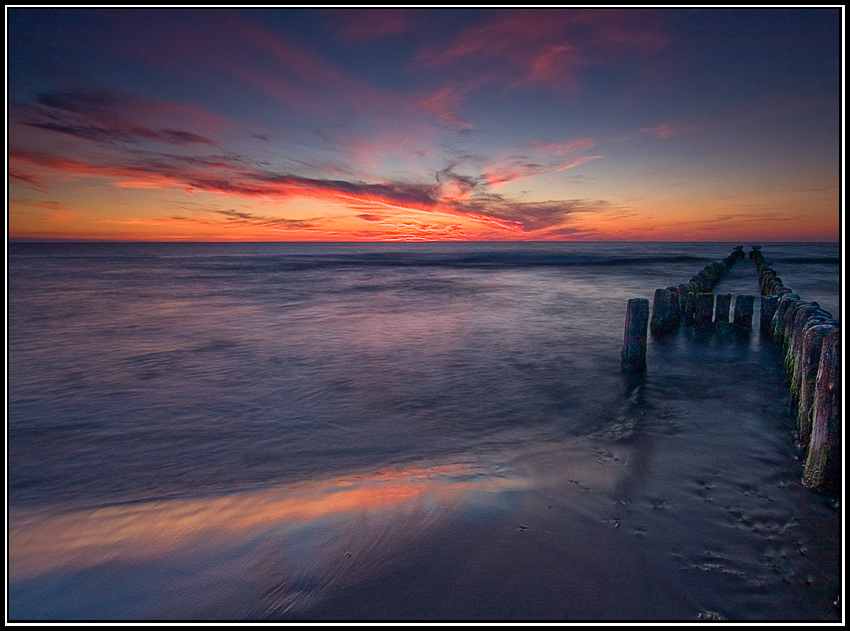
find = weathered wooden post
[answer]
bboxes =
[678,283,694,326]
[732,245,745,261]
[733,295,755,330]
[759,295,778,337]
[786,304,830,395]
[666,286,681,324]
[693,293,714,328]
[788,311,832,414]
[771,294,801,343]
[796,322,838,447]
[650,288,675,336]
[621,298,649,372]
[802,326,841,492]
[715,294,732,324]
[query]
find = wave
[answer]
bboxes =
[180,252,709,274]
[767,256,840,265]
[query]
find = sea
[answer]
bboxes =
[6,241,842,622]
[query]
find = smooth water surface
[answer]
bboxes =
[7,241,841,621]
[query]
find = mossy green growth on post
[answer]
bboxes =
[797,323,837,448]
[802,326,841,493]
[650,288,677,336]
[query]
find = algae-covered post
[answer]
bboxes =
[786,304,833,406]
[796,323,838,448]
[650,288,677,336]
[759,295,778,338]
[802,326,841,492]
[621,298,649,373]
[751,247,841,496]
[771,294,801,345]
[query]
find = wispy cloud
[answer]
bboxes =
[10,139,612,237]
[10,54,613,241]
[484,155,602,186]
[18,90,220,147]
[417,9,669,93]
[9,197,77,222]
[529,137,596,154]
[481,137,601,187]
[177,208,320,230]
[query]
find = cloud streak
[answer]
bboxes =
[18,91,220,147]
[417,9,669,93]
[10,133,610,237]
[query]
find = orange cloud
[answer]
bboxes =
[484,155,601,186]
[11,138,610,240]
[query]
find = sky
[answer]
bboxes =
[6,7,843,242]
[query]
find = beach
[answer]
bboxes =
[7,241,841,621]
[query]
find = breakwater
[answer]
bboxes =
[751,246,841,494]
[621,245,840,494]
[621,245,750,372]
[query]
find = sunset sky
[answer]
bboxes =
[7,8,842,241]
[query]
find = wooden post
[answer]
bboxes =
[802,327,841,492]
[733,295,755,330]
[779,300,818,357]
[650,288,676,336]
[666,286,681,324]
[693,293,714,328]
[787,310,832,413]
[621,298,649,373]
[714,294,732,324]
[759,295,778,337]
[771,294,801,344]
[785,304,831,393]
[678,284,694,326]
[796,323,838,448]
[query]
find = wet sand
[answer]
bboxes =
[8,247,841,621]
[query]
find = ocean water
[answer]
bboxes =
[7,241,841,621]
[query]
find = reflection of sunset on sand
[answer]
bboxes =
[8,463,526,583]
[7,240,841,620]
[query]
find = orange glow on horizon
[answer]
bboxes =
[8,145,839,243]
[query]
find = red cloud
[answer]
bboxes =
[418,9,669,93]
[530,137,596,155]
[412,85,474,129]
[9,133,604,237]
[484,155,601,186]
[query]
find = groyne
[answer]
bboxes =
[622,245,750,371]
[621,245,840,494]
[751,247,840,494]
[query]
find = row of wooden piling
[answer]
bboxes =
[621,246,752,373]
[750,247,840,493]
